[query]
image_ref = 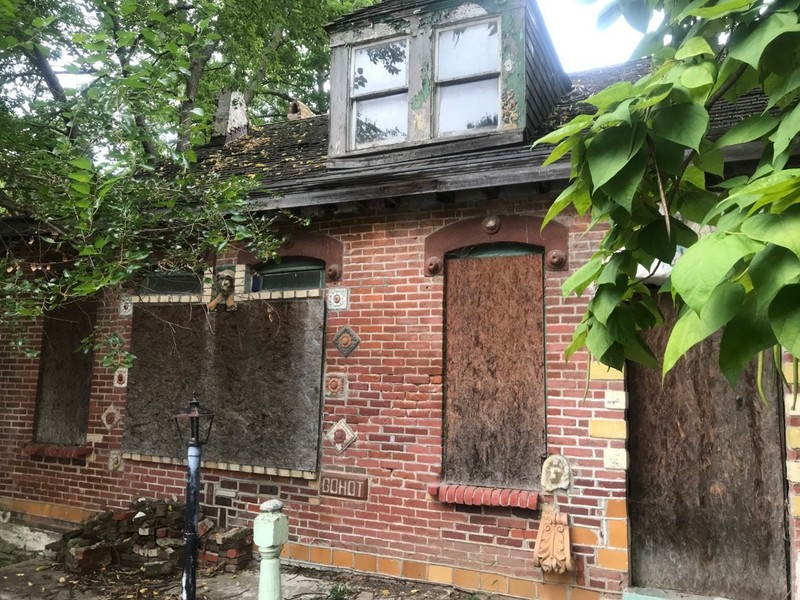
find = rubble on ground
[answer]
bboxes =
[44,499,253,575]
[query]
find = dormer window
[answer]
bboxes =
[326,0,570,167]
[351,38,409,148]
[435,20,501,136]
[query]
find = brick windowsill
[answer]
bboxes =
[23,443,93,459]
[428,483,539,510]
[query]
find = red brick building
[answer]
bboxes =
[0,1,795,599]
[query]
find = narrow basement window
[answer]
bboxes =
[252,257,325,292]
[140,271,204,295]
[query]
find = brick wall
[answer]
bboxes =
[0,185,794,600]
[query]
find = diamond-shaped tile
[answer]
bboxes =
[333,326,360,357]
[325,418,357,453]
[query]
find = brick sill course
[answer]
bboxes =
[428,483,538,510]
[23,443,92,459]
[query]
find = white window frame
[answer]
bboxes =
[433,18,502,138]
[349,36,410,150]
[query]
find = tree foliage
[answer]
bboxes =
[536,0,800,388]
[0,0,370,351]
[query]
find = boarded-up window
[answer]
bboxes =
[35,300,97,445]
[123,299,325,472]
[627,296,788,600]
[443,249,545,488]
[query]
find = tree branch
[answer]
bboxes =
[22,45,77,141]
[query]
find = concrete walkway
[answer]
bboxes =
[0,557,460,600]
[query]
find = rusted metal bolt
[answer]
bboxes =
[546,250,567,270]
[482,215,501,235]
[425,256,442,275]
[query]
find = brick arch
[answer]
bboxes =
[238,231,344,281]
[422,215,568,276]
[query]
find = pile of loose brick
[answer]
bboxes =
[45,499,254,575]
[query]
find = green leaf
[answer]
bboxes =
[765,67,800,111]
[189,107,205,117]
[69,157,93,170]
[587,125,640,188]
[148,11,167,23]
[585,81,634,110]
[693,142,724,176]
[565,319,589,362]
[542,179,590,228]
[681,65,715,90]
[542,135,581,167]
[651,103,709,151]
[683,0,755,20]
[770,101,800,159]
[594,99,633,128]
[633,82,674,110]
[597,1,622,29]
[638,219,697,263]
[768,284,800,357]
[663,281,746,375]
[563,255,603,298]
[68,171,92,183]
[741,204,800,258]
[598,149,646,212]
[719,296,777,386]
[534,114,593,147]
[620,0,651,33]
[586,320,616,359]
[590,277,627,325]
[748,244,800,315]
[713,114,778,148]
[729,12,800,69]
[675,37,715,60]
[70,182,91,196]
[120,0,137,15]
[671,232,763,312]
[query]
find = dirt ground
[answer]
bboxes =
[0,557,478,600]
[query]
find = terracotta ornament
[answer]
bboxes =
[541,454,571,493]
[207,268,237,312]
[533,512,575,574]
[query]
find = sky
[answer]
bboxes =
[536,0,647,72]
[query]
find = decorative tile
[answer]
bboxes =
[119,296,134,317]
[333,326,360,357]
[107,451,123,472]
[327,287,349,311]
[101,403,122,432]
[325,418,357,453]
[113,367,128,388]
[324,373,347,399]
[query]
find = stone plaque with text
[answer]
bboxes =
[319,473,369,501]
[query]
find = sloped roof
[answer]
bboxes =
[193,58,767,210]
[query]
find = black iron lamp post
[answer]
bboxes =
[173,392,214,600]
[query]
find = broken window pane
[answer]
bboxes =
[437,79,499,134]
[352,39,408,95]
[354,93,408,145]
[437,21,500,81]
